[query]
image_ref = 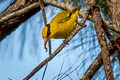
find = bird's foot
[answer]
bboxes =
[63,40,69,45]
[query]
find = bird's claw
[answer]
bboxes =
[45,47,48,52]
[44,43,48,52]
[63,40,69,45]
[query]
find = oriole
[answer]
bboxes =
[42,8,79,50]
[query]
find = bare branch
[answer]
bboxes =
[57,61,65,80]
[90,6,114,79]
[104,20,120,34]
[39,0,47,25]
[44,0,73,9]
[0,1,41,41]
[102,23,120,63]
[0,0,27,18]
[0,2,40,24]
[81,34,120,79]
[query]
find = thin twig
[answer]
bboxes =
[52,73,73,80]
[42,63,48,80]
[59,58,87,80]
[39,0,47,24]
[58,65,72,80]
[57,61,65,80]
[39,0,50,80]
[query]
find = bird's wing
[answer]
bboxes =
[58,13,72,23]
[58,11,72,23]
[51,10,72,24]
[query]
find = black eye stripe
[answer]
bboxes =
[69,12,72,17]
[66,8,76,18]
[72,8,77,13]
[46,24,51,37]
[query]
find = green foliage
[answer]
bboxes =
[64,0,86,8]
[71,0,110,19]
[72,0,85,7]
[96,0,110,20]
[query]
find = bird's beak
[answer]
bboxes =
[44,38,49,52]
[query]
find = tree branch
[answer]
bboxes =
[0,0,41,41]
[91,6,114,80]
[0,2,40,24]
[102,23,120,63]
[81,34,120,79]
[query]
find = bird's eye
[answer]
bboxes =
[47,30,51,37]
[46,24,51,37]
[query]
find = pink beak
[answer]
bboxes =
[44,38,49,52]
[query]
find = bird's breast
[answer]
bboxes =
[52,21,77,39]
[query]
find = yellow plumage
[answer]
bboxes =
[42,8,79,49]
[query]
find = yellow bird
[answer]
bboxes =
[42,8,80,50]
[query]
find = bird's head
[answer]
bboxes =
[70,6,80,17]
[42,24,51,51]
